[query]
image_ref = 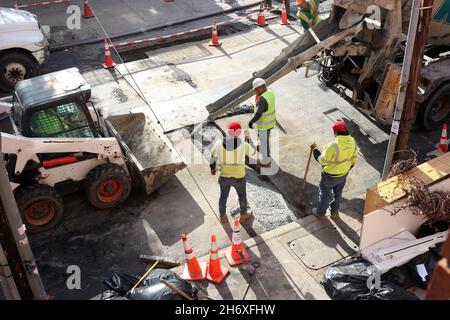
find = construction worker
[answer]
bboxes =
[296,0,320,31]
[310,121,357,219]
[210,122,252,224]
[248,78,276,168]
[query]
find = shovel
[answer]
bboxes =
[300,143,315,195]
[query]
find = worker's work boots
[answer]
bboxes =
[239,212,252,224]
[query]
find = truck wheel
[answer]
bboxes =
[418,83,450,131]
[15,185,64,234]
[84,164,131,210]
[0,52,38,92]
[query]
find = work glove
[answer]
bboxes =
[211,169,216,176]
[310,143,318,150]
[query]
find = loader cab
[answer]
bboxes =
[12,68,99,138]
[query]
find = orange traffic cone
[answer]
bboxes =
[83,0,94,18]
[206,234,230,283]
[180,234,207,281]
[102,39,116,69]
[226,218,251,266]
[209,18,222,47]
[256,2,268,27]
[280,0,290,25]
[438,124,448,153]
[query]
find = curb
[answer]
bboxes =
[49,1,263,52]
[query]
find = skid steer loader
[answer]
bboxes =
[0,68,185,233]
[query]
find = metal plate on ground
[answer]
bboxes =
[289,225,358,270]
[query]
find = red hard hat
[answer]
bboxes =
[332,121,347,133]
[227,122,242,137]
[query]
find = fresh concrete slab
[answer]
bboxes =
[114,23,304,132]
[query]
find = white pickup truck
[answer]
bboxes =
[0,7,50,92]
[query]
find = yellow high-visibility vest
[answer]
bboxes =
[296,0,320,28]
[211,140,251,178]
[319,135,358,176]
[254,89,276,130]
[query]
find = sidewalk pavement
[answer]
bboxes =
[2,0,263,49]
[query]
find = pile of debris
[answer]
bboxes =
[321,220,449,300]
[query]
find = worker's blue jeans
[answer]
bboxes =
[218,177,247,216]
[317,172,348,215]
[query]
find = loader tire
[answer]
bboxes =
[15,185,64,234]
[84,164,131,210]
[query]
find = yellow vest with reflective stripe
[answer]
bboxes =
[211,140,250,178]
[296,0,320,28]
[319,135,357,176]
[254,89,276,130]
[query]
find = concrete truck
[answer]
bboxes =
[206,0,450,131]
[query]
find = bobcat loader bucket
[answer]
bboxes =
[105,113,185,195]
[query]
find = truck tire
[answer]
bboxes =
[418,83,450,131]
[0,52,38,92]
[15,185,64,234]
[84,163,131,210]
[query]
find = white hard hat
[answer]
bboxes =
[252,78,266,90]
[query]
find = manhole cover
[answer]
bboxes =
[289,225,358,270]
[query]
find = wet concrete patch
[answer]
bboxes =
[166,63,198,89]
[111,87,129,103]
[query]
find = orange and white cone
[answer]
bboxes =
[102,39,116,69]
[280,0,290,25]
[83,0,94,18]
[438,124,448,153]
[180,234,207,281]
[226,218,251,266]
[206,234,230,283]
[209,18,222,47]
[256,2,268,27]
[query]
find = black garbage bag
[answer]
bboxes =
[103,272,139,294]
[416,220,449,238]
[405,243,444,289]
[355,282,418,300]
[320,257,374,300]
[126,269,197,300]
[99,290,131,300]
[321,257,419,300]
[383,266,416,289]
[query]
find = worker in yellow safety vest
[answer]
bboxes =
[210,122,253,224]
[248,78,276,169]
[296,0,320,31]
[310,121,358,219]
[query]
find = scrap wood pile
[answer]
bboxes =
[402,178,450,224]
[388,150,450,224]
